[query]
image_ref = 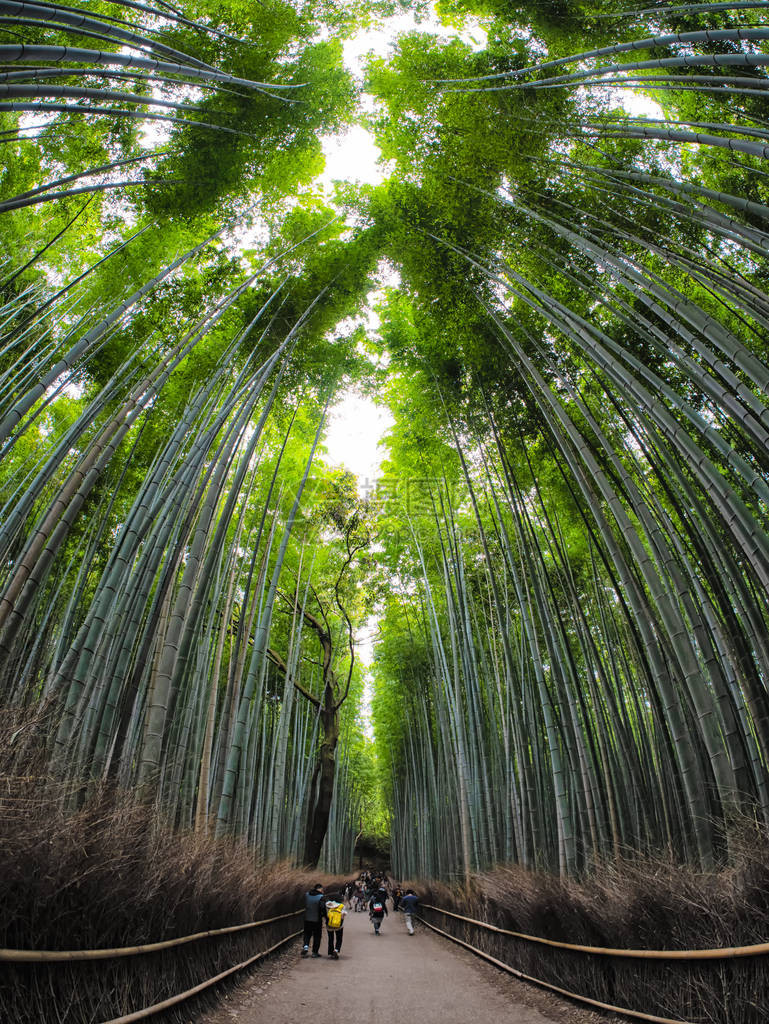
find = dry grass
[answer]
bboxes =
[5,705,769,1024]
[416,829,769,1024]
[0,708,346,1023]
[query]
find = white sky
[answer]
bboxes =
[320,8,486,493]
[313,7,658,678]
[316,13,470,682]
[324,389,394,488]
[319,10,488,194]
[318,10,660,493]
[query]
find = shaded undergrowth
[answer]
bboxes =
[416,832,769,1024]
[6,702,769,1024]
[0,709,343,1023]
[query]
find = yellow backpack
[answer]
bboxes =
[326,902,344,930]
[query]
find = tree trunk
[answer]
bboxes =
[303,703,339,867]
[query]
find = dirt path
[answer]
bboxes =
[194,908,607,1024]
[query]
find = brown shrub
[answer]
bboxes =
[416,830,769,1024]
[0,708,346,1023]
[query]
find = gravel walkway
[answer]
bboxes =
[194,907,609,1024]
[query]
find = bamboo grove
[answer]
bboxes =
[2,0,769,881]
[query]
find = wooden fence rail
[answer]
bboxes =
[417,914,692,1024]
[10,901,766,1024]
[419,903,769,1024]
[1,908,304,1023]
[421,903,769,960]
[101,929,302,1024]
[0,909,303,962]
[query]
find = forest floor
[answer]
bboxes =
[192,907,609,1024]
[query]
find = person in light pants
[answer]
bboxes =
[400,889,418,935]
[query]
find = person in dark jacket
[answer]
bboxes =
[301,884,326,957]
[400,889,418,935]
[369,887,388,935]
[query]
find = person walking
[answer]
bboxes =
[369,886,388,935]
[301,883,326,958]
[400,889,418,935]
[365,880,379,912]
[355,881,366,911]
[325,895,347,959]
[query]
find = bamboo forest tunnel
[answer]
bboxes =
[3,0,769,894]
